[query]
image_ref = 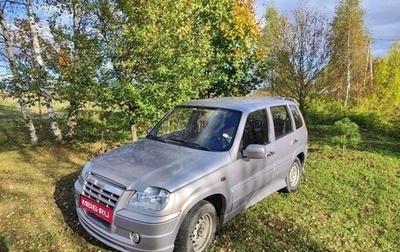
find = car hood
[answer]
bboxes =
[90,139,232,192]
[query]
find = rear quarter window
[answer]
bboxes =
[289,105,304,129]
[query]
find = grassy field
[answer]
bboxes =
[0,98,399,252]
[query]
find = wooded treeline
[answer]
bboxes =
[0,0,399,145]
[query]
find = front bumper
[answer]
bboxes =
[74,181,180,252]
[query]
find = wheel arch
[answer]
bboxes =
[297,152,305,165]
[176,191,228,231]
[203,194,226,224]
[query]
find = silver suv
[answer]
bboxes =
[74,96,308,252]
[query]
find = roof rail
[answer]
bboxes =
[279,96,299,105]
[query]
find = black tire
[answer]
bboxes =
[174,200,217,252]
[281,157,303,193]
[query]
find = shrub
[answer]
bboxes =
[331,117,361,154]
[305,98,345,125]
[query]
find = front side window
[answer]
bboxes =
[147,106,241,151]
[270,105,293,139]
[241,109,269,149]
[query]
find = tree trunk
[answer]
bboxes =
[0,7,38,145]
[344,29,351,108]
[19,98,39,145]
[26,0,62,141]
[363,39,374,89]
[369,41,373,86]
[64,108,78,141]
[64,0,81,141]
[131,124,138,142]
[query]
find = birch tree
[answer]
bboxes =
[328,0,370,107]
[26,0,62,141]
[47,0,102,141]
[0,5,38,145]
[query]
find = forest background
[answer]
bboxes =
[1,0,399,145]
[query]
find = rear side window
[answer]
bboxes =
[242,109,269,149]
[289,105,304,129]
[270,105,293,139]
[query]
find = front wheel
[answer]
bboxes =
[174,200,217,252]
[281,157,303,193]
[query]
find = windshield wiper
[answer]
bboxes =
[147,134,167,143]
[165,138,187,144]
[166,138,211,151]
[186,142,211,151]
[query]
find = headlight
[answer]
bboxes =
[128,187,170,211]
[80,162,94,181]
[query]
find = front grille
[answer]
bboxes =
[83,175,123,210]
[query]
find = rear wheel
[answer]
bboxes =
[281,157,303,193]
[174,200,217,252]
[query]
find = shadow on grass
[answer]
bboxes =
[0,120,30,151]
[0,117,130,153]
[359,129,400,156]
[0,236,8,252]
[0,119,65,152]
[54,170,117,251]
[0,104,33,119]
[213,206,333,252]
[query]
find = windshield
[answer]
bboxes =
[147,106,242,151]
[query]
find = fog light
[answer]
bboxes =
[130,231,140,243]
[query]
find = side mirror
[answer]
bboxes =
[243,144,266,159]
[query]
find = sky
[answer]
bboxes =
[254,0,400,57]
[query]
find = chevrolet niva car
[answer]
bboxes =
[74,96,308,252]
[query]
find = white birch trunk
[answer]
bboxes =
[18,98,39,144]
[26,0,62,141]
[363,40,370,89]
[0,8,38,145]
[369,42,373,86]
[344,29,351,108]
[363,39,374,88]
[64,0,80,141]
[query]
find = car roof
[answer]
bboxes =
[181,96,298,113]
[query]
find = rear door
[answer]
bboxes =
[269,104,299,180]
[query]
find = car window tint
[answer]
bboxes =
[270,105,293,139]
[242,109,269,149]
[289,105,303,129]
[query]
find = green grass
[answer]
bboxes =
[0,101,399,251]
[0,144,111,252]
[211,147,399,251]
[0,96,68,120]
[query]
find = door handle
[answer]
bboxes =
[267,151,275,157]
[291,139,298,145]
